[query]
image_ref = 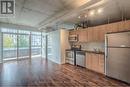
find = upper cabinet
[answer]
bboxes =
[78,29,88,42]
[87,27,94,42]
[92,27,99,42]
[98,25,107,42]
[118,20,130,31]
[106,22,119,33]
[124,20,130,30]
[69,20,130,43]
[87,25,107,42]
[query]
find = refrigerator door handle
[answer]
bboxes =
[105,35,108,58]
[105,34,108,75]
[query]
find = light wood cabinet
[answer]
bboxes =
[98,54,105,73]
[92,27,99,42]
[87,28,94,42]
[97,25,107,42]
[118,20,130,31]
[106,23,118,33]
[91,54,99,71]
[69,20,130,42]
[86,53,105,74]
[87,25,107,42]
[118,21,125,31]
[124,20,130,30]
[86,53,92,69]
[78,29,88,42]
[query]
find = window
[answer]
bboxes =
[0,30,2,63]
[31,32,42,58]
[0,28,46,62]
[47,35,52,58]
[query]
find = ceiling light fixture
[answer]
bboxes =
[85,15,87,18]
[97,8,103,13]
[78,16,81,19]
[90,10,95,16]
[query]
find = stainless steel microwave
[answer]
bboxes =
[68,35,78,42]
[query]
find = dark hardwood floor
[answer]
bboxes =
[0,58,129,87]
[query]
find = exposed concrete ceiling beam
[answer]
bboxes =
[38,0,107,30]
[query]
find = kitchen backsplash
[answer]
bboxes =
[77,42,105,52]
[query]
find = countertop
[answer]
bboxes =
[76,50,105,55]
[66,49,105,55]
[85,50,104,55]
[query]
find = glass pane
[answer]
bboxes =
[3,34,17,61]
[32,32,41,35]
[47,35,52,58]
[18,30,30,34]
[2,28,17,33]
[18,35,29,59]
[42,34,46,58]
[31,33,41,58]
[1,28,45,62]
[0,31,2,63]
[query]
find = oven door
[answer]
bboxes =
[66,51,73,58]
[66,51,74,65]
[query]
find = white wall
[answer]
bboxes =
[60,29,70,64]
[47,30,61,64]
[47,29,70,64]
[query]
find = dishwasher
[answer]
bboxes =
[76,51,86,67]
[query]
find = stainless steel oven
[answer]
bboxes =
[65,50,74,65]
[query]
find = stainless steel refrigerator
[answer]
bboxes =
[105,31,130,83]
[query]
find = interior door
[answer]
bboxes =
[31,33,42,58]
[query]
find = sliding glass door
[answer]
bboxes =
[47,35,52,58]
[0,30,2,63]
[31,32,42,58]
[42,34,46,59]
[18,34,30,59]
[3,34,17,61]
[0,28,46,63]
[18,30,30,59]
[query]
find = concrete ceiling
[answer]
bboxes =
[0,0,91,30]
[0,0,130,31]
[63,0,130,27]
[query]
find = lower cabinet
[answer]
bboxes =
[86,53,92,69]
[98,54,105,73]
[86,53,105,74]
